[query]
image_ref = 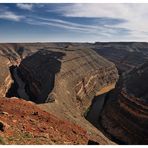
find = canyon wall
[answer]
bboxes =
[17,46,118,144]
[101,62,148,144]
[93,42,148,73]
[18,48,118,113]
[0,55,12,97]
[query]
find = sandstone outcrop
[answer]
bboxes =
[0,55,12,97]
[100,62,148,144]
[0,44,21,65]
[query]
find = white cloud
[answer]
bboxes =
[0,10,24,21]
[59,3,148,41]
[25,16,125,38]
[1,3,148,42]
[16,3,33,10]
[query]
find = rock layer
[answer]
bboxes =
[0,55,12,97]
[93,42,148,73]
[19,48,118,112]
[101,62,148,144]
[18,47,118,144]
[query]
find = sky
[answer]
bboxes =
[0,3,148,42]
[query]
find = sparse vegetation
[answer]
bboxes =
[0,136,6,144]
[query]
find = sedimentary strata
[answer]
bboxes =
[0,56,12,97]
[17,46,118,144]
[19,48,118,112]
[93,42,148,73]
[101,62,148,144]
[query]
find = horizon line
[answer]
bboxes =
[0,41,148,44]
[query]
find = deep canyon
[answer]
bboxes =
[0,42,148,144]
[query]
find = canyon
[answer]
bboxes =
[93,42,148,73]
[100,62,148,144]
[0,42,148,144]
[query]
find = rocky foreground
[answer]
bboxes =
[0,97,97,144]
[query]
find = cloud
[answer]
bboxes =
[24,16,129,40]
[25,17,92,32]
[16,3,33,10]
[58,3,148,41]
[0,10,24,21]
[1,3,148,42]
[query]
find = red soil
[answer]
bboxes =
[0,97,97,144]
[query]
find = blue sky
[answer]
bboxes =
[0,3,148,42]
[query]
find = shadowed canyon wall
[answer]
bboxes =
[100,62,148,144]
[18,48,118,113]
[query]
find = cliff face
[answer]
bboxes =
[19,48,118,112]
[101,62,148,144]
[0,55,12,97]
[0,43,43,65]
